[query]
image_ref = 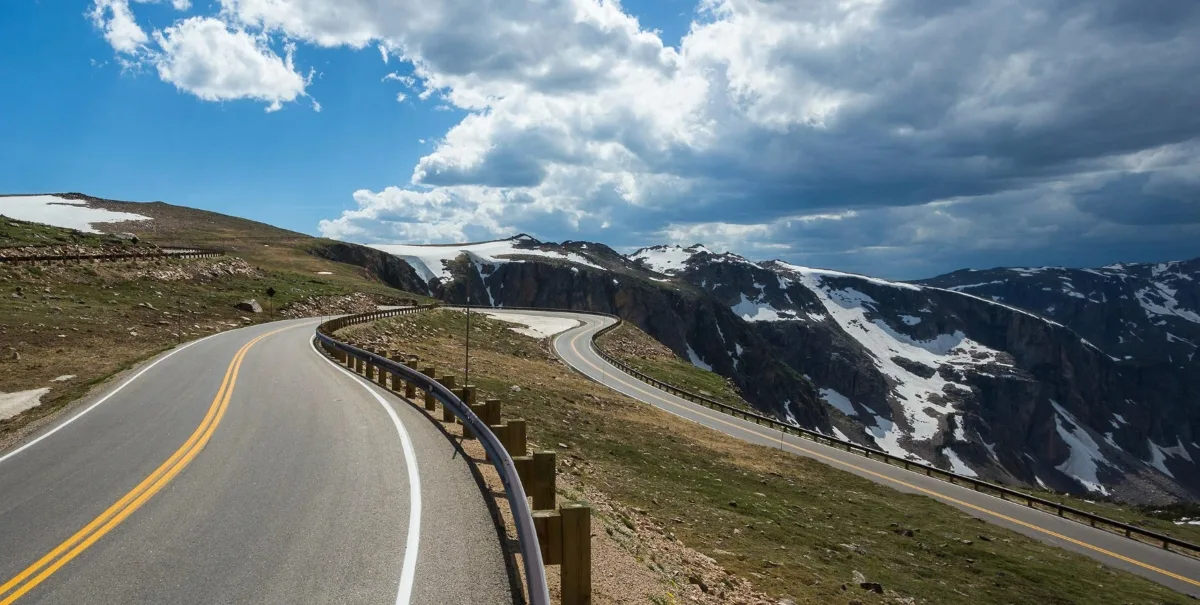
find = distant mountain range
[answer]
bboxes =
[345,236,1199,503]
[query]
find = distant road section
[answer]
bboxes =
[481,308,1200,597]
[0,319,511,604]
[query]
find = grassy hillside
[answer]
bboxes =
[597,322,755,412]
[336,309,1188,605]
[599,319,1200,552]
[0,201,428,447]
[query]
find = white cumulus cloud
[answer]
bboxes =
[151,17,310,111]
[89,0,149,54]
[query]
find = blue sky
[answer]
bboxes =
[2,1,1199,279]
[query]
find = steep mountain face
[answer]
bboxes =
[370,236,1199,502]
[304,240,429,295]
[917,261,1200,368]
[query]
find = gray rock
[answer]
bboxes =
[235,299,263,313]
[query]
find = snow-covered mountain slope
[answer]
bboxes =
[370,235,1199,502]
[668,254,1198,502]
[372,235,604,285]
[0,194,151,232]
[918,260,1200,369]
[628,244,755,276]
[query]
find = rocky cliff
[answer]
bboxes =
[304,239,430,295]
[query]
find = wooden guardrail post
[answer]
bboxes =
[532,451,556,510]
[532,503,592,605]
[439,375,457,422]
[561,503,592,605]
[484,398,501,426]
[461,386,479,440]
[422,366,437,410]
[389,354,404,392]
[376,351,389,387]
[405,356,419,398]
[505,419,527,457]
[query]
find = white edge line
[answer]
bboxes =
[0,331,224,466]
[308,335,421,605]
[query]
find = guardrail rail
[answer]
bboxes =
[0,246,224,264]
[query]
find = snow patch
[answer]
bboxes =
[1,387,50,420]
[1145,438,1194,479]
[819,388,856,416]
[477,311,578,339]
[686,344,712,371]
[0,195,151,233]
[373,237,602,283]
[944,448,978,477]
[899,314,922,326]
[1135,283,1200,324]
[628,244,710,274]
[731,293,790,322]
[1050,401,1111,495]
[770,262,922,291]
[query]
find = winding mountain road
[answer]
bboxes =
[486,308,1200,597]
[0,318,512,604]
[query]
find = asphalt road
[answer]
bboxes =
[486,308,1200,597]
[0,318,512,605]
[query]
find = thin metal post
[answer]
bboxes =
[465,265,471,388]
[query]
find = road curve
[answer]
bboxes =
[0,318,512,604]
[485,308,1200,597]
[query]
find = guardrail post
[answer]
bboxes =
[439,375,456,422]
[506,419,527,457]
[377,351,390,387]
[484,398,501,425]
[461,387,479,439]
[531,504,592,605]
[422,366,437,411]
[533,510,562,565]
[561,503,592,605]
[532,451,557,510]
[389,355,404,392]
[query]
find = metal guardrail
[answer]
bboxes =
[314,305,552,605]
[0,247,224,263]
[584,314,1200,559]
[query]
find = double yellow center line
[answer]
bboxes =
[0,325,291,604]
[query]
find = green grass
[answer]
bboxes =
[596,322,755,412]
[339,310,1191,605]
